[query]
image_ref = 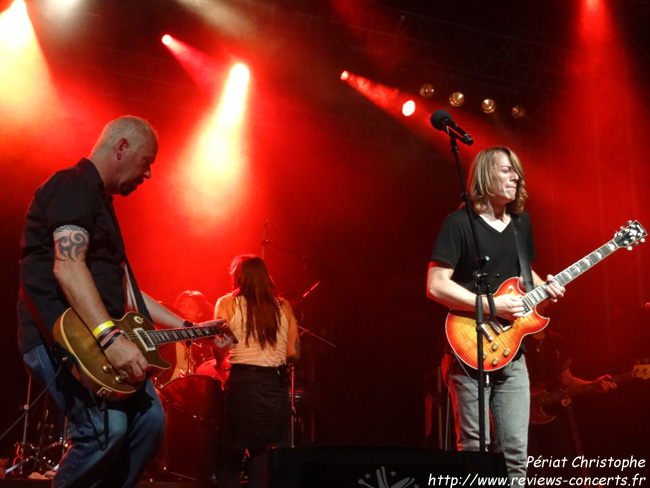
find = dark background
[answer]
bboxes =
[1,0,649,477]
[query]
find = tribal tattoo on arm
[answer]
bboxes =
[54,225,89,262]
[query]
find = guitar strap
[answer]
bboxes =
[512,215,535,293]
[19,286,55,349]
[101,193,153,324]
[123,256,153,324]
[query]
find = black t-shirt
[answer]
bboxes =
[17,159,127,355]
[430,208,536,296]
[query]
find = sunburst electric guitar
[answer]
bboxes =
[445,220,647,372]
[53,308,234,401]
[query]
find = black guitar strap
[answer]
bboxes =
[102,194,153,324]
[124,256,153,324]
[512,216,535,293]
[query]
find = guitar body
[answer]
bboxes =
[53,308,170,401]
[446,276,550,372]
[529,386,568,424]
[529,403,557,425]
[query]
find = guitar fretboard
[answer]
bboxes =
[144,325,223,346]
[536,370,638,406]
[521,221,645,313]
[522,240,618,312]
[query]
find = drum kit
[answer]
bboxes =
[149,338,315,485]
[149,341,225,484]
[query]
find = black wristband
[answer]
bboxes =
[101,330,121,352]
[183,320,196,328]
[95,326,118,344]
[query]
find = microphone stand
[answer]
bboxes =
[445,128,497,453]
[259,233,333,446]
[261,240,328,270]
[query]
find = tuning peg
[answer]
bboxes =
[627,246,633,251]
[634,242,639,246]
[642,238,646,243]
[628,220,632,225]
[621,225,625,230]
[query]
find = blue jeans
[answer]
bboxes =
[444,352,529,486]
[23,344,165,488]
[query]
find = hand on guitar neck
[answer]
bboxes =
[561,370,617,394]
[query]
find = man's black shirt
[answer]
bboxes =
[18,159,126,355]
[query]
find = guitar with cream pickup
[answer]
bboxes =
[53,307,234,401]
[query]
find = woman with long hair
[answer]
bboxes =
[215,254,300,488]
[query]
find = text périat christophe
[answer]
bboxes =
[528,456,646,472]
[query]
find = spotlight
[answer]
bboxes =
[402,100,416,117]
[449,92,465,107]
[419,84,434,99]
[230,63,250,85]
[511,105,526,119]
[0,0,30,49]
[161,34,173,46]
[340,70,350,81]
[481,98,496,113]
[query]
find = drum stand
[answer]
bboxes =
[291,324,336,446]
[6,377,68,478]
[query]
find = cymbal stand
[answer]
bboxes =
[6,378,68,477]
[260,226,334,445]
[289,362,297,447]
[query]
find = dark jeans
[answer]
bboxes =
[23,344,165,488]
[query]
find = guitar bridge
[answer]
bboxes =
[133,328,156,352]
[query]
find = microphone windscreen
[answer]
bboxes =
[430,110,452,130]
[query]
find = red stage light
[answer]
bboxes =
[402,100,415,117]
[340,70,350,81]
[161,34,173,46]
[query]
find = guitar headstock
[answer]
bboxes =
[613,220,647,250]
[633,364,650,380]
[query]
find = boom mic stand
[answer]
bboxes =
[443,127,496,453]
[258,226,335,446]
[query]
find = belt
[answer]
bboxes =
[230,363,284,373]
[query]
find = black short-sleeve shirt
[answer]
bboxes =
[17,159,127,355]
[430,208,536,296]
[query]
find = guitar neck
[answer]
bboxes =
[537,371,636,406]
[144,325,223,347]
[523,238,619,310]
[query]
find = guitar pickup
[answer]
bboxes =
[133,328,156,352]
[521,297,533,316]
[485,318,504,335]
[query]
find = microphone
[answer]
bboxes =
[430,110,474,146]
